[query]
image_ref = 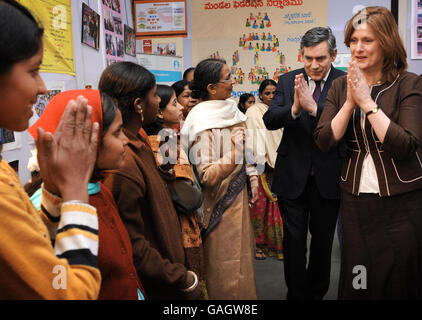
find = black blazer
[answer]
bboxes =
[263,66,345,200]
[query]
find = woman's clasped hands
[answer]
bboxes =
[36,95,99,203]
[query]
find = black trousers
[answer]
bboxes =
[278,175,339,300]
[339,189,422,299]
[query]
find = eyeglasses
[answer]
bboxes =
[218,76,233,84]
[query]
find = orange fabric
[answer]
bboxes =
[28,89,103,140]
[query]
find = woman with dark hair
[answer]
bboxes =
[315,7,422,299]
[183,67,195,82]
[0,0,101,298]
[181,58,258,299]
[98,62,201,299]
[145,84,207,298]
[245,79,284,261]
[237,93,255,114]
[171,80,199,119]
[28,89,146,300]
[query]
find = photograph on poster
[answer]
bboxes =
[153,43,176,56]
[418,0,422,8]
[418,13,422,23]
[104,8,114,32]
[418,42,422,54]
[113,16,123,35]
[0,129,21,151]
[124,25,136,56]
[418,26,422,39]
[1,129,15,144]
[102,0,112,9]
[32,89,62,119]
[81,3,100,50]
[117,38,125,57]
[107,58,116,66]
[111,0,121,13]
[106,33,117,56]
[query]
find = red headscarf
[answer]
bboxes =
[28,89,103,140]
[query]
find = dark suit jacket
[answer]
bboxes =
[263,66,345,200]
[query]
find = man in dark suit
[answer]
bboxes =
[263,27,345,300]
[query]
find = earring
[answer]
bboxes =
[137,105,144,123]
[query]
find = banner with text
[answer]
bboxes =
[18,0,75,75]
[191,0,328,98]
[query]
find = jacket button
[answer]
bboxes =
[121,247,126,254]
[207,208,211,212]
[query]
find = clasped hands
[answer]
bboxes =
[345,61,377,113]
[36,96,99,203]
[292,73,318,117]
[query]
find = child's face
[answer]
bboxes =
[97,109,128,170]
[0,45,46,131]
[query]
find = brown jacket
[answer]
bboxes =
[102,129,196,299]
[314,72,422,197]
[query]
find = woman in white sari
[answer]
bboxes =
[181,58,258,299]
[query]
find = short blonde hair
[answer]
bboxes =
[344,6,407,83]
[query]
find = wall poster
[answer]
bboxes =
[191,0,328,98]
[1,130,21,152]
[102,0,125,66]
[124,24,137,56]
[134,0,187,36]
[82,3,100,50]
[17,0,75,75]
[411,0,422,59]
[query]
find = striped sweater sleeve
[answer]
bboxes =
[40,189,99,268]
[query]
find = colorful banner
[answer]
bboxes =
[134,0,187,36]
[191,0,328,98]
[102,0,125,66]
[17,0,75,75]
[411,0,422,59]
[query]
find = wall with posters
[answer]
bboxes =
[407,0,422,73]
[1,0,138,184]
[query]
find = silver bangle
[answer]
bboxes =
[182,271,198,293]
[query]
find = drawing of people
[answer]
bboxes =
[248,42,253,50]
[254,52,259,65]
[297,48,303,62]
[258,12,262,20]
[267,32,272,41]
[246,18,250,27]
[272,43,277,52]
[248,33,253,41]
[239,37,243,47]
[260,20,265,29]
[264,12,269,21]
[255,43,260,51]
[266,43,271,51]
[260,43,265,51]
[261,32,266,41]
[250,12,255,20]
[252,20,258,29]
[266,19,271,27]
[274,37,279,47]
